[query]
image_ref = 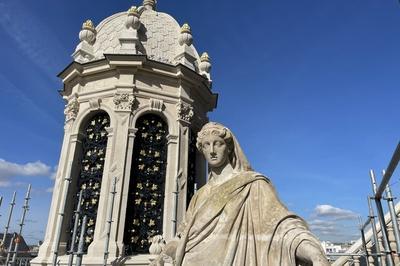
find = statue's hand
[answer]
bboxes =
[150,239,179,266]
[295,241,330,266]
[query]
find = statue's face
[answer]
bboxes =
[200,134,230,169]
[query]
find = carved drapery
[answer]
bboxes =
[67,113,110,253]
[124,114,168,254]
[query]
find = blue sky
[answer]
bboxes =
[0,0,400,244]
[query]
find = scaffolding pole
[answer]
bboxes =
[370,169,394,266]
[103,177,117,266]
[368,196,382,266]
[0,196,3,215]
[384,177,400,256]
[5,233,15,265]
[375,142,400,199]
[75,215,87,266]
[67,190,83,266]
[52,161,73,266]
[11,185,31,264]
[359,217,369,259]
[2,192,16,246]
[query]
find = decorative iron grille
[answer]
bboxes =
[67,113,110,253]
[187,129,197,207]
[124,114,168,254]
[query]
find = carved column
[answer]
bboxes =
[164,133,179,240]
[117,127,138,254]
[33,114,82,261]
[86,126,115,259]
[175,101,194,219]
[88,93,135,259]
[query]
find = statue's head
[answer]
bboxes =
[196,122,234,169]
[197,122,252,172]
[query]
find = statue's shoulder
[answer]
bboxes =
[241,171,271,183]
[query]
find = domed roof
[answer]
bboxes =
[72,2,210,76]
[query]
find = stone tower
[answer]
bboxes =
[32,1,217,265]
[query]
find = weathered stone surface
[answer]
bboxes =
[153,122,330,265]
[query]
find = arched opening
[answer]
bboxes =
[124,114,168,254]
[67,112,110,253]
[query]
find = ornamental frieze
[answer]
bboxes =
[113,93,135,111]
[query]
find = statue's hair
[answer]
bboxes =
[196,122,233,153]
[196,122,253,172]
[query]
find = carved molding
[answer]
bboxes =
[105,127,114,137]
[113,93,136,111]
[176,102,194,122]
[149,98,164,112]
[128,127,138,138]
[64,95,79,122]
[166,134,178,145]
[69,132,85,143]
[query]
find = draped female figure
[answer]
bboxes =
[154,122,329,266]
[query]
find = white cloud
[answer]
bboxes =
[0,158,53,186]
[308,219,338,236]
[313,204,358,221]
[46,187,54,193]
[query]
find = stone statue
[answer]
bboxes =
[153,122,329,265]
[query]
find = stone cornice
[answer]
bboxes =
[58,55,216,96]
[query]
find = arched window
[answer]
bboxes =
[67,112,110,252]
[124,114,168,254]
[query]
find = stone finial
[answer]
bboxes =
[199,52,212,77]
[179,23,193,46]
[73,19,96,62]
[181,23,191,34]
[79,20,96,44]
[143,0,156,10]
[125,6,141,30]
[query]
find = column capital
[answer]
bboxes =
[128,127,138,138]
[105,127,114,137]
[70,132,85,143]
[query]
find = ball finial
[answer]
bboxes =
[125,6,141,30]
[79,19,96,44]
[179,23,193,46]
[200,52,212,74]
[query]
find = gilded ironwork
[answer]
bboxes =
[187,130,197,207]
[68,113,110,253]
[124,114,168,254]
